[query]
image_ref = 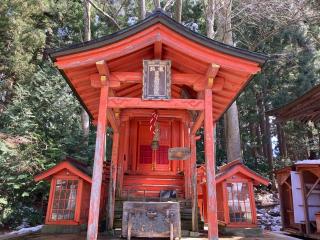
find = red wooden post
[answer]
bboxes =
[202,183,208,223]
[248,182,257,225]
[191,134,199,232]
[204,88,218,240]
[75,179,83,223]
[116,122,125,197]
[108,131,120,230]
[87,84,109,240]
[222,181,229,224]
[185,122,192,198]
[45,178,56,224]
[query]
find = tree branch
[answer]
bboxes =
[85,0,121,30]
[163,0,175,11]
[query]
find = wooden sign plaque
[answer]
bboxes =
[168,147,191,160]
[142,60,171,100]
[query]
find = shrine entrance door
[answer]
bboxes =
[136,119,173,173]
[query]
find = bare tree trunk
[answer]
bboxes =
[139,0,146,20]
[175,0,182,23]
[249,122,259,168]
[215,0,242,162]
[265,114,276,187]
[276,122,283,158]
[276,122,288,159]
[206,0,216,39]
[81,0,91,145]
[154,0,161,9]
[224,103,241,162]
[83,0,91,42]
[254,87,275,186]
[255,91,268,158]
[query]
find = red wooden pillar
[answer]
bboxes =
[116,122,124,197]
[183,121,191,199]
[204,88,218,240]
[87,84,109,240]
[191,134,199,232]
[107,131,120,230]
[202,183,208,223]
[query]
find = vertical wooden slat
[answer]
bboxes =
[277,183,286,229]
[202,183,208,223]
[300,171,311,235]
[116,123,125,197]
[46,178,56,224]
[204,88,218,240]
[179,121,185,172]
[75,179,83,223]
[87,84,109,240]
[183,121,190,198]
[185,122,191,198]
[108,131,120,230]
[222,181,229,224]
[191,134,199,232]
[248,182,257,224]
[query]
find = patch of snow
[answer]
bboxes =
[295,159,320,165]
[0,225,43,239]
[183,21,199,32]
[257,205,282,232]
[256,192,282,232]
[127,16,138,26]
[256,192,279,206]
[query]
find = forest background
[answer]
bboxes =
[0,0,319,230]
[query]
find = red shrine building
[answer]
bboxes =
[197,160,269,228]
[36,10,267,240]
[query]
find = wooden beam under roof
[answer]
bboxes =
[89,72,204,88]
[107,97,204,110]
[96,60,110,76]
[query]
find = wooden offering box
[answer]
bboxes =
[122,201,181,240]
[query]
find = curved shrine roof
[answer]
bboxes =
[268,84,320,123]
[50,9,268,122]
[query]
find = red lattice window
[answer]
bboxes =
[226,182,252,223]
[156,146,169,164]
[51,179,78,221]
[140,145,153,164]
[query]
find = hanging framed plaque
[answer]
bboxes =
[142,60,171,100]
[168,147,191,160]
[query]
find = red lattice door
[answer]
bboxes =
[137,121,171,172]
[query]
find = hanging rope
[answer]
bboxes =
[150,110,159,135]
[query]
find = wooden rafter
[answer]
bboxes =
[116,84,142,97]
[206,63,220,88]
[96,60,110,76]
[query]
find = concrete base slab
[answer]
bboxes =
[190,231,200,237]
[219,226,263,237]
[41,224,86,234]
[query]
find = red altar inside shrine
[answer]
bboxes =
[39,9,267,239]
